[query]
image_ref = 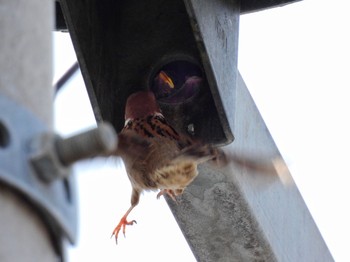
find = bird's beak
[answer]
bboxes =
[159,71,175,88]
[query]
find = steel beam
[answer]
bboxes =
[167,72,334,261]
[55,0,303,30]
[59,0,234,145]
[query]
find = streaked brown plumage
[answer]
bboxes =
[111,90,226,243]
[111,72,280,243]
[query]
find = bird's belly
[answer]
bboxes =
[153,162,198,190]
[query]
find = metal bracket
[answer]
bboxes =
[0,94,77,244]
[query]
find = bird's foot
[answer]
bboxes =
[157,189,179,202]
[111,216,137,244]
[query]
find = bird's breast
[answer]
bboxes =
[152,161,198,191]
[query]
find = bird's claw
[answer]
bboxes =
[157,189,178,203]
[111,218,137,244]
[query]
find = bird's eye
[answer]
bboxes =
[151,60,203,105]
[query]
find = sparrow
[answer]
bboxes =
[111,72,281,243]
[111,88,227,243]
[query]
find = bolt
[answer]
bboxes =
[30,122,117,182]
[55,122,117,166]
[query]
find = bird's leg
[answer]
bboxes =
[111,189,140,244]
[111,206,136,243]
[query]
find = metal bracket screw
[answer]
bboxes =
[30,122,117,182]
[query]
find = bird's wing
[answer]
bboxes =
[114,131,151,159]
[169,143,227,166]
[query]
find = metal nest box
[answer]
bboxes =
[57,0,300,145]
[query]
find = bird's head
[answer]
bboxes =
[124,91,162,121]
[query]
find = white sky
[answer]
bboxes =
[54,0,350,261]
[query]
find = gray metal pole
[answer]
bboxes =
[0,1,59,261]
[0,0,54,128]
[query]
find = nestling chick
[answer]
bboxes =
[111,89,227,243]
